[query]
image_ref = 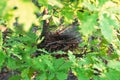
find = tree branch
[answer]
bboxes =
[40,8,49,38]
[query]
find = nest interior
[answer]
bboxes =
[37,26,81,52]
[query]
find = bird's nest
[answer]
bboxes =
[37,28,81,52]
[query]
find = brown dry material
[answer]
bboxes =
[37,25,81,52]
[38,33,80,52]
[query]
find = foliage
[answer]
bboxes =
[0,0,120,80]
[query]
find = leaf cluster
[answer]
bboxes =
[0,0,120,80]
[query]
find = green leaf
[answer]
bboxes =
[21,68,29,78]
[37,73,46,80]
[47,73,55,80]
[76,68,89,80]
[59,61,72,70]
[99,14,120,55]
[61,7,74,23]
[56,72,67,80]
[68,51,76,63]
[52,16,60,26]
[83,1,97,11]
[48,0,63,8]
[38,0,48,6]
[32,58,45,71]
[44,59,54,70]
[7,58,17,70]
[42,15,51,20]
[21,0,30,2]
[98,0,109,7]
[9,75,21,80]
[53,58,65,70]
[101,14,119,29]
[7,0,37,31]
[77,12,89,21]
[79,13,98,36]
[93,63,106,74]
[105,69,120,80]
[99,14,117,42]
[0,50,5,68]
[0,31,3,49]
[42,55,54,70]
[0,0,7,16]
[11,53,22,60]
[107,60,120,71]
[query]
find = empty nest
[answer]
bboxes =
[37,26,81,52]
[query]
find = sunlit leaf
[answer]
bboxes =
[48,0,63,8]
[99,14,118,42]
[98,0,108,7]
[6,0,37,31]
[0,0,7,16]
[108,60,120,71]
[42,15,51,20]
[79,13,98,36]
[99,13,120,55]
[0,0,120,80]
[112,0,120,5]
[83,1,97,11]
[101,1,120,16]
[52,16,60,26]
[68,51,76,63]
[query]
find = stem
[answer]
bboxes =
[40,8,49,38]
